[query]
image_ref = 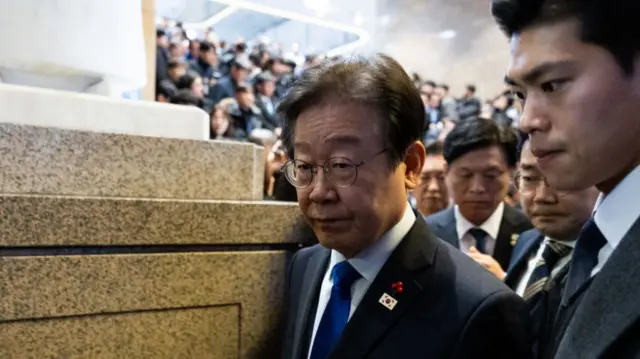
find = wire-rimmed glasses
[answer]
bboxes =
[281,149,387,188]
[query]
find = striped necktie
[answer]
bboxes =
[523,240,573,301]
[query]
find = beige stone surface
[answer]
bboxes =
[0,251,290,358]
[0,194,300,246]
[142,0,156,101]
[0,123,264,200]
[0,305,239,359]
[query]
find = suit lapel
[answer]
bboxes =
[504,230,543,288]
[328,217,439,359]
[557,217,640,358]
[292,247,329,359]
[494,205,521,270]
[437,208,459,248]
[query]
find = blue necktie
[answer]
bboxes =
[310,261,361,359]
[468,228,489,254]
[564,218,607,301]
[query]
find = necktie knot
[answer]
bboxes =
[542,240,573,268]
[468,227,489,253]
[331,261,361,295]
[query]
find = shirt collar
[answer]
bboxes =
[329,203,416,282]
[454,201,505,240]
[593,164,640,251]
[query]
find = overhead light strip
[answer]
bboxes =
[182,5,241,29]
[185,0,370,56]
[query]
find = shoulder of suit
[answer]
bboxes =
[424,208,453,226]
[436,242,514,299]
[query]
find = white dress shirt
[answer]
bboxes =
[592,164,640,276]
[307,203,416,359]
[514,237,576,297]
[454,202,505,256]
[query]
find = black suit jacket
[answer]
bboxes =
[281,215,532,359]
[425,205,533,271]
[255,95,278,130]
[504,229,568,359]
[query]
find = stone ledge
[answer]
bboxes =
[0,123,264,200]
[0,83,209,140]
[0,194,301,246]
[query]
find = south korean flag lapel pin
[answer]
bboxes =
[379,281,403,311]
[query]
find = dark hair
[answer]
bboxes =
[276,53,425,167]
[156,29,166,38]
[425,140,444,156]
[168,61,183,71]
[236,43,248,53]
[199,41,216,53]
[176,73,199,90]
[424,80,437,88]
[170,89,202,106]
[437,84,450,91]
[443,118,518,167]
[491,0,640,74]
[466,84,477,94]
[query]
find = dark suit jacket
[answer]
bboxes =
[504,229,567,359]
[551,217,640,359]
[255,94,278,130]
[281,215,532,359]
[425,205,533,271]
[207,76,236,105]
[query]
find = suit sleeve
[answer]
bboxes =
[450,290,533,359]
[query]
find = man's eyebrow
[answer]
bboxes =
[505,60,575,86]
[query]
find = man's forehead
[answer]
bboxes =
[506,20,581,82]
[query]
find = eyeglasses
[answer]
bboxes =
[281,149,387,188]
[514,172,571,196]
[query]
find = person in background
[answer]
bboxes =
[186,39,200,61]
[435,83,460,122]
[209,104,238,140]
[189,41,221,90]
[227,83,265,139]
[412,141,450,216]
[155,29,171,85]
[175,73,213,112]
[208,57,252,105]
[494,0,640,357]
[254,71,279,130]
[157,61,186,102]
[457,84,482,121]
[420,80,437,97]
[279,53,531,359]
[426,118,532,276]
[504,135,599,358]
[169,89,201,107]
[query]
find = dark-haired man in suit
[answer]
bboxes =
[279,54,531,359]
[426,118,532,279]
[493,0,640,357]
[505,136,598,357]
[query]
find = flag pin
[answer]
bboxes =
[379,293,398,310]
[510,234,519,246]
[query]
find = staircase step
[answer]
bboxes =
[0,83,209,140]
[0,194,301,246]
[0,123,265,200]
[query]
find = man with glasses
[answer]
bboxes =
[504,136,598,358]
[278,54,531,359]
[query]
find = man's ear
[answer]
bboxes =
[404,141,426,190]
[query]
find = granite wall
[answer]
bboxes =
[0,123,302,358]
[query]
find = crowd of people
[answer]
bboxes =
[154,0,640,357]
